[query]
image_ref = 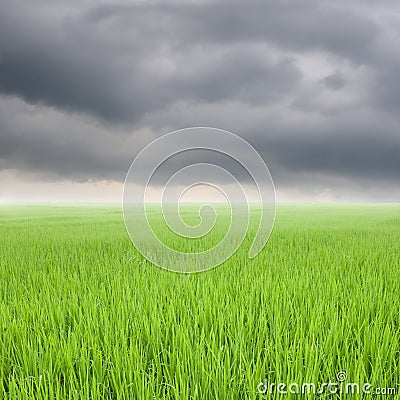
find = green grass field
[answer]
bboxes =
[0,204,399,399]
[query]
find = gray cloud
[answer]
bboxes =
[321,73,346,90]
[0,0,303,122]
[0,0,399,201]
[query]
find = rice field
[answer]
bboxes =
[0,203,399,399]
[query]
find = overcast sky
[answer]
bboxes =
[1,0,399,202]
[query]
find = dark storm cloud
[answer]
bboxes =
[253,121,400,183]
[86,1,379,63]
[0,0,394,120]
[0,0,388,121]
[0,0,400,200]
[0,100,126,180]
[0,0,302,122]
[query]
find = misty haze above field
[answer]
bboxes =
[0,0,399,202]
